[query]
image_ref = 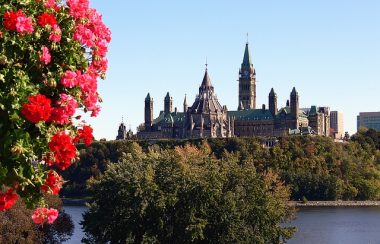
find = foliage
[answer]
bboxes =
[81,144,296,243]
[0,0,110,220]
[0,194,74,243]
[66,133,380,201]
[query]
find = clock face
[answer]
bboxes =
[243,70,249,78]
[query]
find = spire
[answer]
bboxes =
[242,42,252,67]
[201,65,212,88]
[269,88,275,95]
[183,94,188,112]
[165,92,170,100]
[145,93,151,101]
[291,87,298,95]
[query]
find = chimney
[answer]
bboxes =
[262,104,266,111]
[286,100,290,107]
[174,107,178,114]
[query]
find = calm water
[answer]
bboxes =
[64,206,380,244]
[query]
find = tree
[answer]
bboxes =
[82,144,295,243]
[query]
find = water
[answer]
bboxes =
[64,206,380,244]
[287,207,380,244]
[63,206,86,243]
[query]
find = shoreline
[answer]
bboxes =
[290,201,380,207]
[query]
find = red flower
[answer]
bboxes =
[75,125,93,146]
[48,132,77,170]
[37,12,57,27]
[3,11,19,31]
[21,94,52,123]
[40,170,63,195]
[0,188,18,211]
[32,207,59,224]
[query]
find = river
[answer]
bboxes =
[64,206,380,243]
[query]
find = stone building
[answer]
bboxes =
[137,67,232,140]
[136,42,331,140]
[116,118,134,140]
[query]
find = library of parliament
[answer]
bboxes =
[117,42,331,140]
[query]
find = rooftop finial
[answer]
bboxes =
[246,32,249,44]
[122,116,124,123]
[205,57,208,70]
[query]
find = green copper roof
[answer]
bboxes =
[154,111,186,125]
[242,43,252,68]
[228,109,273,121]
[309,105,317,115]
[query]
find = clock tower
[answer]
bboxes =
[238,41,256,110]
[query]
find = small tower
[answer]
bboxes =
[116,117,127,140]
[290,87,299,129]
[290,87,299,119]
[144,93,153,131]
[268,88,277,116]
[238,40,256,110]
[183,94,188,112]
[164,92,173,115]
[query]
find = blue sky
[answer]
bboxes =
[88,0,380,140]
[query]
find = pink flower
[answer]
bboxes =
[15,15,34,33]
[74,24,95,47]
[49,24,61,42]
[91,57,108,73]
[47,208,59,223]
[44,0,58,9]
[61,70,78,88]
[32,207,59,224]
[32,208,47,224]
[91,105,101,117]
[78,72,97,94]
[39,46,51,65]
[50,93,78,124]
[67,0,89,19]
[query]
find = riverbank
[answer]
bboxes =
[290,201,380,207]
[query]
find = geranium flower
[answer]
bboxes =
[21,94,52,123]
[39,46,51,65]
[48,131,76,170]
[32,207,59,224]
[0,189,18,211]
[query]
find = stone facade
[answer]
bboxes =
[135,42,331,140]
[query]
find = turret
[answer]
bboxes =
[290,87,299,119]
[164,92,172,114]
[183,94,188,112]
[144,93,153,131]
[269,88,277,116]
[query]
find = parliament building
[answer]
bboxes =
[119,42,330,140]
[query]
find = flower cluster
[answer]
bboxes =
[75,125,94,146]
[48,132,77,170]
[32,207,59,224]
[21,94,52,123]
[0,189,19,211]
[0,0,110,224]
[40,170,63,195]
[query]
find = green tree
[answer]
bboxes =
[82,144,295,243]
